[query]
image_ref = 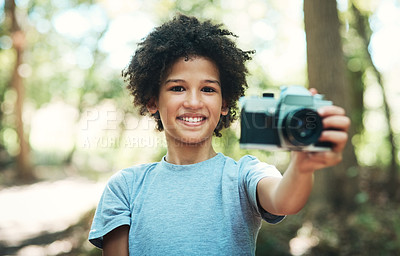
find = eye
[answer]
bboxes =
[170,86,185,92]
[202,87,216,93]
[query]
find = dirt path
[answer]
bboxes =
[0,178,105,247]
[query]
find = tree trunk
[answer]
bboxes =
[304,0,359,211]
[6,0,34,181]
[350,3,399,200]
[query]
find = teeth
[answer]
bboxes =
[181,117,204,123]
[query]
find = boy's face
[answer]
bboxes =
[147,56,228,145]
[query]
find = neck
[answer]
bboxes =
[165,137,217,165]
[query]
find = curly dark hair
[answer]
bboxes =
[122,14,254,137]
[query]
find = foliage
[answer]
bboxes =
[256,196,400,255]
[0,208,102,256]
[308,203,400,255]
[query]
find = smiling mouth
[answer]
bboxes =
[178,116,206,123]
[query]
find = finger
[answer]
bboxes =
[322,115,351,132]
[307,151,343,168]
[319,130,349,152]
[318,105,346,117]
[309,88,318,95]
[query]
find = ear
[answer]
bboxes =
[221,100,229,116]
[146,98,158,114]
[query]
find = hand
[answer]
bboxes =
[291,104,351,173]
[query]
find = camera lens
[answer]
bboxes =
[282,108,323,146]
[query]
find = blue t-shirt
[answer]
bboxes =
[89,153,285,255]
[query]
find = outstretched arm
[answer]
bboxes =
[257,105,350,215]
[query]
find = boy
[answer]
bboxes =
[89,14,350,255]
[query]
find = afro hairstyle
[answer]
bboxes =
[122,14,254,137]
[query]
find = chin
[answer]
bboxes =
[174,136,211,146]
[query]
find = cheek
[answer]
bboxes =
[158,102,178,123]
[209,102,224,119]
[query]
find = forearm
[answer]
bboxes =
[272,159,314,215]
[258,153,315,216]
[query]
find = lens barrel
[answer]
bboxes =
[282,108,323,146]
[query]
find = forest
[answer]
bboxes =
[0,0,399,255]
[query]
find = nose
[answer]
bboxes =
[183,90,204,109]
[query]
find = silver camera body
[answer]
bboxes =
[240,86,333,151]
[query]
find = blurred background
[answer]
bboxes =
[0,0,399,255]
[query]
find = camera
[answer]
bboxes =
[240,86,332,151]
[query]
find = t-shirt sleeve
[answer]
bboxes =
[88,171,131,248]
[240,155,285,224]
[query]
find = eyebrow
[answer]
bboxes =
[164,79,184,84]
[204,79,221,86]
[164,79,221,86]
